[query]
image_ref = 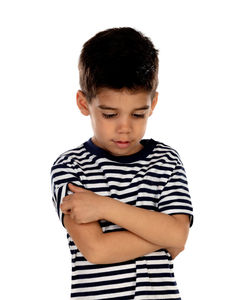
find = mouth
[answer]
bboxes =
[113,140,131,149]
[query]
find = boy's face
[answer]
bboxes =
[77,88,158,156]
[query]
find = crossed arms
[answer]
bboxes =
[61,183,190,264]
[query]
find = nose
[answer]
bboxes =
[116,116,132,134]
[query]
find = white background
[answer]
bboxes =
[1,0,249,299]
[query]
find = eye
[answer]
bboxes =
[133,114,145,118]
[102,113,117,119]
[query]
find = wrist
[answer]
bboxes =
[100,196,119,220]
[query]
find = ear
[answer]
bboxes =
[149,92,158,117]
[76,90,90,116]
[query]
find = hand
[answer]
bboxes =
[60,183,104,224]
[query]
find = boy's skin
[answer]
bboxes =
[60,88,190,264]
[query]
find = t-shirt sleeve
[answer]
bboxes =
[50,161,83,227]
[158,162,193,227]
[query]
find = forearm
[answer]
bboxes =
[64,215,162,264]
[95,230,162,264]
[98,232,184,264]
[101,197,190,249]
[62,185,189,263]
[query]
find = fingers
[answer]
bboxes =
[68,183,85,193]
[60,197,72,213]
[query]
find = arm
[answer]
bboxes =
[61,184,188,263]
[100,197,190,249]
[61,184,190,249]
[64,215,163,264]
[167,247,185,259]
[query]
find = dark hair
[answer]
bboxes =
[78,27,159,102]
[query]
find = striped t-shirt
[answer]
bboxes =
[50,138,193,299]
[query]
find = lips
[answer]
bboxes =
[116,141,129,143]
[113,140,131,149]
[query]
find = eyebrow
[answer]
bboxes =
[98,105,150,111]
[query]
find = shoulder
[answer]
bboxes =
[51,142,88,169]
[151,139,183,165]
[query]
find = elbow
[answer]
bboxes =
[176,233,188,249]
[162,238,186,250]
[77,245,99,264]
[175,231,189,249]
[85,251,108,265]
[85,255,99,265]
[80,245,108,265]
[165,227,189,249]
[168,216,190,249]
[85,251,102,265]
[168,246,185,260]
[161,232,187,249]
[169,239,186,250]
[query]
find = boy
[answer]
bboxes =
[51,27,193,299]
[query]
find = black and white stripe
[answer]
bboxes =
[51,138,193,299]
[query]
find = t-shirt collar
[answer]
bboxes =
[84,138,157,163]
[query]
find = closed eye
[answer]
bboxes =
[133,114,145,118]
[102,113,145,119]
[102,113,117,119]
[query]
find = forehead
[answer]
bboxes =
[92,88,152,109]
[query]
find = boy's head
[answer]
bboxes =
[77,27,159,157]
[78,27,159,102]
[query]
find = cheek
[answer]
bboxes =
[91,113,105,128]
[138,119,150,135]
[136,118,148,130]
[94,119,113,135]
